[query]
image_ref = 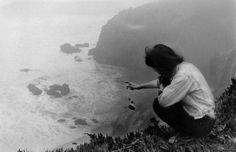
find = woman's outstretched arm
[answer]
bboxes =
[125,79,160,90]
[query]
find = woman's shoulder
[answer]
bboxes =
[176,62,198,76]
[179,61,195,68]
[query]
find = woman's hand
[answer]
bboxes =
[125,82,140,90]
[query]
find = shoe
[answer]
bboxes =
[149,117,159,126]
[168,133,195,144]
[168,133,179,144]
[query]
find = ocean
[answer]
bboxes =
[0,1,130,151]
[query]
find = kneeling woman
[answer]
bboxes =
[126,44,215,137]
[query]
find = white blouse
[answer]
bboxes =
[158,62,215,119]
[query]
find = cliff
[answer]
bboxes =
[89,0,235,84]
[209,49,236,94]
[87,0,236,139]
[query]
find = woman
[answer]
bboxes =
[126,44,215,138]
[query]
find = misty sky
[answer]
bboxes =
[0,0,235,151]
[0,1,161,151]
[0,0,157,9]
[0,0,157,26]
[0,0,156,74]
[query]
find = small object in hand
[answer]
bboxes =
[129,104,136,111]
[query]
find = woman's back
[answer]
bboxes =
[176,62,215,119]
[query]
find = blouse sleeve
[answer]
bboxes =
[158,74,193,107]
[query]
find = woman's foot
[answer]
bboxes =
[168,133,195,144]
[168,133,179,144]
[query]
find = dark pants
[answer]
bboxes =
[153,98,215,137]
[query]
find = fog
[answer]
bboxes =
[0,0,235,151]
[0,0,156,75]
[0,0,155,151]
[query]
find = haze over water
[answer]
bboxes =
[0,0,155,151]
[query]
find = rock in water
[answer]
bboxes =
[20,68,31,72]
[74,56,83,62]
[61,84,70,95]
[60,43,82,54]
[45,83,70,98]
[27,84,43,95]
[74,118,88,126]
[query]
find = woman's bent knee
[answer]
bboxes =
[152,98,159,111]
[153,98,162,113]
[152,98,169,118]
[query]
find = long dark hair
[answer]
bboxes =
[145,44,184,77]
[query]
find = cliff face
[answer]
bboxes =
[89,0,235,83]
[88,0,236,136]
[209,49,236,94]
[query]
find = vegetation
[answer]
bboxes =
[19,78,236,152]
